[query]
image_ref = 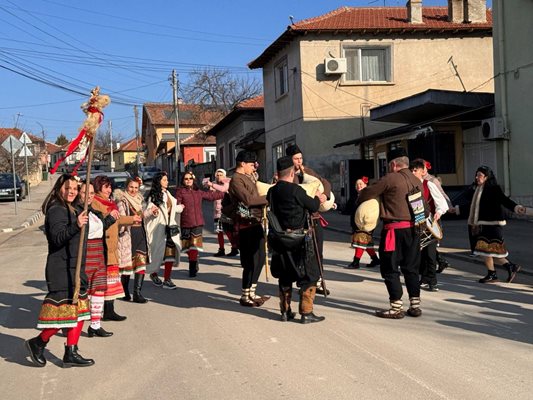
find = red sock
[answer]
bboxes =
[164,261,173,280]
[66,321,84,346]
[354,248,364,259]
[217,232,225,248]
[39,328,59,342]
[188,250,199,262]
[367,248,377,257]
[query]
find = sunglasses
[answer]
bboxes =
[184,177,193,181]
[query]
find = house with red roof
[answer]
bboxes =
[249,0,494,203]
[206,95,266,180]
[101,137,143,172]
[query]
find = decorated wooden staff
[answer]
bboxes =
[54,87,110,302]
[262,206,270,282]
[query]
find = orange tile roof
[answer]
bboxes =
[119,137,140,152]
[249,6,492,68]
[143,103,222,127]
[236,95,264,109]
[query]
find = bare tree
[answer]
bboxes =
[182,68,262,121]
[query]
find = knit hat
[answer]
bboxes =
[215,168,226,176]
[276,156,293,172]
[285,144,302,157]
[235,150,257,163]
[387,147,408,162]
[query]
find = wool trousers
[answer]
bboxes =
[239,224,265,289]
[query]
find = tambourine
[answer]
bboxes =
[420,216,443,249]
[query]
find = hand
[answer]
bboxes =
[433,212,441,222]
[176,204,185,213]
[516,205,526,214]
[317,193,327,204]
[77,210,88,228]
[151,206,159,216]
[133,215,142,224]
[332,203,338,210]
[110,209,120,219]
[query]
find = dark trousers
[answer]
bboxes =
[378,227,421,301]
[468,225,477,253]
[238,224,265,289]
[420,240,438,286]
[313,218,324,261]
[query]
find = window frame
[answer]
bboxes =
[274,57,289,99]
[342,44,393,85]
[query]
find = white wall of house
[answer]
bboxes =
[262,32,493,192]
[493,0,533,204]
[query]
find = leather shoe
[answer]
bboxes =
[88,326,113,338]
[300,312,325,324]
[280,310,296,322]
[407,308,422,317]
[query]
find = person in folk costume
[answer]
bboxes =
[455,166,525,283]
[268,156,328,323]
[421,160,453,272]
[357,148,425,319]
[410,159,449,292]
[226,150,270,307]
[144,172,184,289]
[91,175,141,321]
[176,171,225,277]
[205,168,239,257]
[346,176,380,269]
[25,174,95,367]
[285,144,333,295]
[79,182,117,338]
[115,177,153,303]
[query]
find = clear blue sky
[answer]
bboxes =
[0,0,492,143]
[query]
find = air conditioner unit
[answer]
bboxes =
[480,117,506,140]
[324,58,347,75]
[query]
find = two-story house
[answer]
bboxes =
[248,0,493,199]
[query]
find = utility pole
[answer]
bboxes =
[134,105,141,177]
[171,69,181,185]
[109,120,115,172]
[14,113,22,129]
[37,122,49,175]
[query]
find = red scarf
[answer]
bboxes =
[93,195,118,213]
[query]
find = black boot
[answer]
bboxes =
[436,252,451,273]
[227,248,239,257]
[479,271,498,283]
[345,257,360,269]
[300,312,326,324]
[102,300,127,321]
[62,345,95,367]
[120,275,131,301]
[87,326,113,337]
[133,273,148,303]
[368,255,380,268]
[505,262,521,283]
[189,260,199,278]
[25,336,47,367]
[213,248,225,257]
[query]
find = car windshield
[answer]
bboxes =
[0,174,20,184]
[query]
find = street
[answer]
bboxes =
[1,220,532,400]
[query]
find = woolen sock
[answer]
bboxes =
[66,321,84,346]
[163,261,173,280]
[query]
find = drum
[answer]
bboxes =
[420,217,443,249]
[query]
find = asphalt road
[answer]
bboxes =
[1,223,532,400]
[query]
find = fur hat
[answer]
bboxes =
[285,144,302,157]
[276,156,293,172]
[387,147,408,162]
[235,151,257,163]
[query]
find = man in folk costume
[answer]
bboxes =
[268,156,327,323]
[411,159,449,292]
[285,144,332,295]
[226,151,270,307]
[357,148,425,319]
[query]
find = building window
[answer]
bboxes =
[204,147,216,163]
[218,146,224,169]
[408,132,456,174]
[343,46,392,83]
[272,142,284,174]
[228,141,237,168]
[274,57,289,98]
[362,142,374,160]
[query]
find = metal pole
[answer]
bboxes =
[9,137,18,215]
[172,69,180,185]
[24,146,30,201]
[134,105,140,176]
[109,120,114,172]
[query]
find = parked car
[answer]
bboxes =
[78,171,132,191]
[0,173,27,200]
[139,165,161,182]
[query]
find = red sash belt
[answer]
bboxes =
[383,221,414,252]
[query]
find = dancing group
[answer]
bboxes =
[25,144,527,367]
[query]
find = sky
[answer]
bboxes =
[0,0,492,144]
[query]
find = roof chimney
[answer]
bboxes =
[464,0,487,23]
[407,0,423,24]
[448,0,464,23]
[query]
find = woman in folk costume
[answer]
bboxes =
[346,177,380,269]
[457,166,525,283]
[176,171,225,277]
[205,168,239,257]
[91,175,141,321]
[115,177,153,303]
[144,172,184,289]
[26,174,95,367]
[79,182,116,338]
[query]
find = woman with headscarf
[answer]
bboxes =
[91,175,141,321]
[458,166,526,283]
[25,174,94,367]
[176,171,224,277]
[115,176,154,303]
[144,172,184,289]
[204,168,239,257]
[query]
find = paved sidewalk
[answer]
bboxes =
[0,175,56,232]
[323,209,533,274]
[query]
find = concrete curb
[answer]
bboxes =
[0,210,43,233]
